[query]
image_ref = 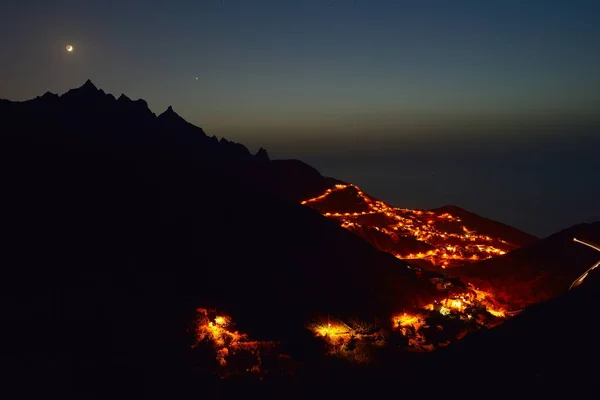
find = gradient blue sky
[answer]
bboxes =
[1,0,599,235]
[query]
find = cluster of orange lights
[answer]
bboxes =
[307,286,507,355]
[306,317,384,363]
[194,288,508,371]
[392,313,421,329]
[388,288,507,350]
[300,184,514,351]
[427,288,506,317]
[192,308,277,376]
[395,288,506,329]
[302,184,510,268]
[190,185,520,372]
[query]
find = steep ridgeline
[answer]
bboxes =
[0,80,339,204]
[1,82,457,397]
[420,261,600,396]
[0,81,443,346]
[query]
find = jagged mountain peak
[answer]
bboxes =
[29,91,59,104]
[162,105,177,115]
[158,105,185,121]
[40,91,58,99]
[117,93,150,110]
[255,147,270,162]
[61,79,112,103]
[2,82,315,167]
[157,105,196,128]
[67,79,101,95]
[81,79,97,90]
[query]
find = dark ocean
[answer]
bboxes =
[294,134,600,238]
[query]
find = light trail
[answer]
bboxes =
[573,238,600,253]
[569,238,600,290]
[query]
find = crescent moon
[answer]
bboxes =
[66,45,74,52]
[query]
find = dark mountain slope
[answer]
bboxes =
[0,82,438,397]
[453,222,600,308]
[301,183,538,271]
[423,266,600,396]
[0,80,338,206]
[281,267,600,398]
[256,158,344,203]
[431,204,538,247]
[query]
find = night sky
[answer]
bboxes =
[2,0,599,235]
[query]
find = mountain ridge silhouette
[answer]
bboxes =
[0,81,440,393]
[2,80,599,397]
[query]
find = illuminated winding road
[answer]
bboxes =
[569,238,600,290]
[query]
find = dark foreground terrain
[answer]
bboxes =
[0,82,434,398]
[1,82,599,398]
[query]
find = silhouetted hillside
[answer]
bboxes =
[453,222,600,308]
[257,158,345,203]
[0,81,439,397]
[431,205,538,247]
[269,268,600,398]
[423,266,600,396]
